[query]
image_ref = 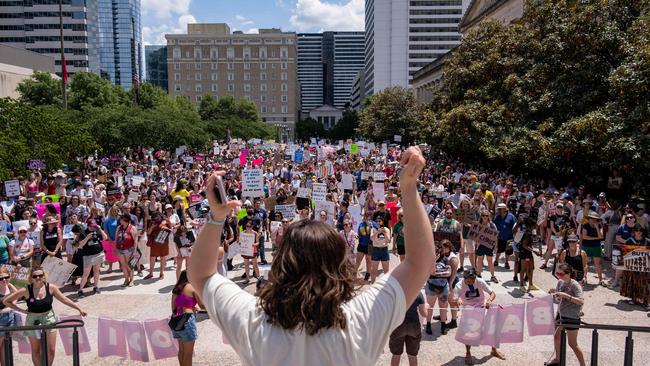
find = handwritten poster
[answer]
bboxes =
[242,169,264,198]
[296,187,311,199]
[239,232,256,257]
[275,204,296,220]
[41,256,77,287]
[4,180,20,197]
[312,183,327,202]
[341,174,354,190]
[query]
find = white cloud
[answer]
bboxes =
[246,28,260,34]
[141,0,196,45]
[289,0,364,32]
[235,15,254,26]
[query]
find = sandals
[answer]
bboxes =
[490,276,499,283]
[599,281,607,287]
[490,349,506,360]
[143,274,153,280]
[465,354,474,365]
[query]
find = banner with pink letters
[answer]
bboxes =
[455,295,556,348]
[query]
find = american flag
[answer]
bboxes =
[61,54,68,83]
[317,161,335,178]
[132,71,140,89]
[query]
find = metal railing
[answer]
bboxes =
[0,318,84,366]
[557,320,650,366]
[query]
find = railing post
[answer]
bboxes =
[623,331,634,366]
[4,331,13,366]
[72,327,80,366]
[40,330,48,366]
[590,329,598,366]
[559,327,567,366]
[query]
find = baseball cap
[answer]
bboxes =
[165,204,173,209]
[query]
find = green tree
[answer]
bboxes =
[358,86,423,144]
[69,72,119,109]
[132,83,169,109]
[16,71,61,106]
[199,94,259,121]
[328,110,359,140]
[295,117,326,141]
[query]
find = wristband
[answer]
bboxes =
[206,212,225,226]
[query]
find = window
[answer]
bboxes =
[185,51,190,58]
[228,84,235,92]
[243,47,251,60]
[211,63,217,70]
[281,72,287,80]
[244,84,251,92]
[244,72,251,81]
[174,84,181,91]
[260,84,267,92]
[281,95,287,102]
[281,62,287,69]
[174,63,180,70]
[210,47,218,59]
[194,47,202,59]
[195,63,201,70]
[281,83,287,91]
[244,95,251,101]
[244,63,251,70]
[227,47,234,59]
[186,74,191,80]
[211,84,218,92]
[259,46,267,59]
[173,47,181,59]
[195,73,201,81]
[174,73,180,81]
[185,63,190,70]
[260,72,267,80]
[227,63,234,70]
[195,95,201,102]
[261,106,267,113]
[260,62,266,70]
[260,94,267,102]
[271,106,276,113]
[227,72,234,81]
[211,73,218,81]
[195,84,202,93]
[281,105,288,113]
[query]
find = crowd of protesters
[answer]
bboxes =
[0,139,646,365]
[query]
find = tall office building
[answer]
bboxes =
[0,0,91,75]
[166,23,298,139]
[297,31,365,114]
[145,45,168,91]
[87,0,142,88]
[0,0,142,87]
[364,0,470,96]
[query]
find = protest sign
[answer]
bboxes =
[175,146,186,156]
[394,135,402,142]
[467,223,498,250]
[12,220,29,233]
[314,201,336,225]
[348,204,362,232]
[58,315,92,356]
[526,295,555,336]
[0,221,6,236]
[126,166,134,176]
[41,194,59,203]
[27,160,46,170]
[63,224,75,239]
[270,221,282,232]
[455,306,485,346]
[350,144,359,155]
[131,175,145,187]
[107,188,122,200]
[183,156,194,165]
[239,232,256,257]
[241,169,264,198]
[372,183,386,201]
[312,183,327,202]
[623,250,650,272]
[117,176,124,188]
[0,201,14,216]
[373,172,386,182]
[189,193,202,205]
[127,191,140,203]
[0,264,30,288]
[341,173,354,190]
[275,204,296,220]
[36,203,60,220]
[361,171,372,181]
[454,207,479,224]
[381,143,388,155]
[294,150,303,163]
[41,255,77,287]
[612,244,649,270]
[296,187,311,199]
[4,180,20,197]
[537,205,547,226]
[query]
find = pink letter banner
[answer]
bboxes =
[144,319,178,360]
[125,320,150,362]
[98,317,127,358]
[454,306,485,346]
[526,295,555,336]
[58,315,92,356]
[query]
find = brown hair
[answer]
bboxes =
[257,220,360,335]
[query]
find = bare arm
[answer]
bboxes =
[389,147,435,306]
[50,284,87,316]
[187,172,240,299]
[2,287,27,314]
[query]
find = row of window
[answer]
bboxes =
[409,0,463,6]
[409,9,462,15]
[174,72,290,82]
[172,46,289,60]
[172,62,289,70]
[174,80,288,94]
[27,47,88,55]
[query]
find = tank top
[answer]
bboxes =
[43,226,59,252]
[174,289,197,315]
[437,252,459,282]
[26,283,53,314]
[115,224,135,250]
[0,289,7,310]
[581,224,600,248]
[565,249,584,279]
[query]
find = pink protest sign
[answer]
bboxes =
[454,306,486,346]
[496,303,525,344]
[239,150,248,166]
[13,313,31,354]
[36,203,60,220]
[97,317,127,358]
[58,315,91,356]
[252,157,264,167]
[526,295,555,336]
[144,319,178,360]
[189,194,201,205]
[480,307,500,347]
[102,240,119,263]
[125,320,150,362]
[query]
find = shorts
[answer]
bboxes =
[117,247,135,256]
[357,244,369,255]
[0,311,16,327]
[396,245,405,256]
[497,239,508,254]
[519,250,533,261]
[425,280,449,298]
[550,236,564,251]
[583,246,602,258]
[476,245,494,257]
[172,313,197,342]
[24,310,56,338]
[83,252,105,268]
[464,239,475,254]
[389,321,422,356]
[371,247,389,262]
[179,247,192,258]
[556,314,580,330]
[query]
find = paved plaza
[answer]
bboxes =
[8,246,650,365]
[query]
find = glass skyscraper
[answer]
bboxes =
[88,0,143,89]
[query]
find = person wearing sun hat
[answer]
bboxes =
[581,211,605,286]
[9,226,34,268]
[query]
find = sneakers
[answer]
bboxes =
[240,273,247,279]
[504,263,510,270]
[260,260,269,265]
[128,279,134,287]
[425,322,432,335]
[93,287,101,294]
[490,276,499,283]
[528,284,540,291]
[513,275,519,282]
[77,290,85,298]
[447,319,458,329]
[364,273,370,282]
[441,322,448,335]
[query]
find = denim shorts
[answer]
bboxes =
[117,247,135,256]
[172,313,197,342]
[24,310,56,338]
[371,246,389,262]
[0,311,16,327]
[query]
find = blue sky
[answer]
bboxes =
[141,0,365,45]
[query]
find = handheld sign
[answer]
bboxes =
[239,232,256,257]
[4,180,20,197]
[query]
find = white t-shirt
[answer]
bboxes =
[202,274,406,366]
[453,277,493,307]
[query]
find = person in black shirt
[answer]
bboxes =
[74,220,107,298]
[389,292,426,365]
[372,201,392,226]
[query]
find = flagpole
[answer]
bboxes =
[131,16,139,105]
[59,0,67,109]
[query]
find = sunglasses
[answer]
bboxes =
[0,276,9,280]
[626,217,635,220]
[30,222,37,226]
[32,274,44,279]
[555,272,565,277]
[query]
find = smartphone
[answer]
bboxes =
[214,175,228,204]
